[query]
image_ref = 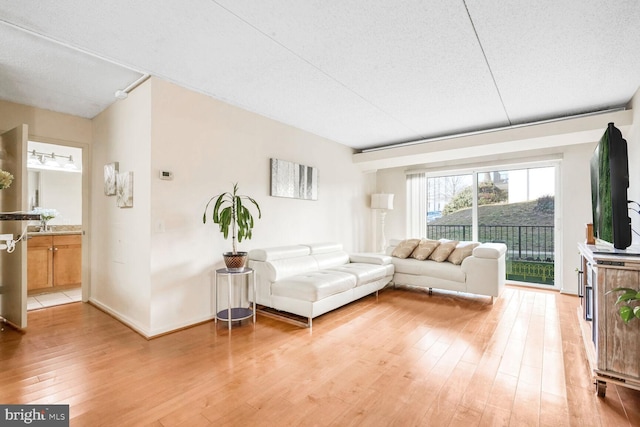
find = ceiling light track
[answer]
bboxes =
[360,107,627,153]
[115,74,151,99]
[0,19,146,78]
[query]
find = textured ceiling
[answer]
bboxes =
[0,1,639,150]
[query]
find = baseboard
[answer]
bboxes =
[147,315,215,338]
[88,298,152,339]
[88,298,216,339]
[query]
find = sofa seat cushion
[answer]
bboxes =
[271,271,357,302]
[391,258,465,283]
[327,263,394,286]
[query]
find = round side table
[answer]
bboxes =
[214,267,256,330]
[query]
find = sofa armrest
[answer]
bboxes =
[472,243,507,259]
[462,243,507,298]
[349,253,393,265]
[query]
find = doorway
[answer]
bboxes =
[26,141,83,310]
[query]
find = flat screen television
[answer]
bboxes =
[590,122,631,250]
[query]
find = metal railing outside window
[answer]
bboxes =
[426,224,555,285]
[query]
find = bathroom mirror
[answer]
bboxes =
[27,141,82,227]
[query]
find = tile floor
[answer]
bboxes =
[27,288,81,311]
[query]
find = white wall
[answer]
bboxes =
[91,80,153,334]
[91,77,374,336]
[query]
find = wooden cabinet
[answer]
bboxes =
[578,243,640,397]
[27,235,54,290]
[27,234,81,293]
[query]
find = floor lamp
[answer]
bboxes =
[371,193,394,252]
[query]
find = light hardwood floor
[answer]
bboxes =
[1,285,639,426]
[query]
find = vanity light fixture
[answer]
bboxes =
[27,149,41,166]
[28,150,80,172]
[64,155,78,170]
[44,152,60,167]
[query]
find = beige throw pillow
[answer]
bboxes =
[391,239,420,259]
[428,240,459,262]
[447,242,480,265]
[410,239,441,260]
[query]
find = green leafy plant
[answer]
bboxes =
[607,287,640,323]
[202,183,261,254]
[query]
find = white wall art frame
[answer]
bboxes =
[116,171,133,208]
[270,158,318,201]
[104,162,119,196]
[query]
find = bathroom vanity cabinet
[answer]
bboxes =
[27,233,81,293]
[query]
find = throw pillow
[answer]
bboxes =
[410,239,441,260]
[447,242,480,265]
[428,240,459,262]
[391,239,420,258]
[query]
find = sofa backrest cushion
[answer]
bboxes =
[248,242,352,282]
[249,245,310,262]
[306,242,343,254]
[447,242,480,265]
[313,251,351,269]
[304,242,350,269]
[391,239,420,258]
[410,239,441,260]
[248,245,317,282]
[429,239,459,262]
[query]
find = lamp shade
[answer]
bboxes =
[371,193,394,210]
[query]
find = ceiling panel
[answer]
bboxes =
[466,0,640,123]
[0,0,639,149]
[215,0,510,143]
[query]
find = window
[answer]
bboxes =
[407,164,557,286]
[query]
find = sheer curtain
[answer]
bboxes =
[406,172,427,238]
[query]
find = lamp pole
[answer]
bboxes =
[378,209,388,253]
[371,193,394,253]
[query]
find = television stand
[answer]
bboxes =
[578,243,640,397]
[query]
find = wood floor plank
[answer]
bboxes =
[2,286,640,426]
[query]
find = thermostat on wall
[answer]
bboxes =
[159,171,173,180]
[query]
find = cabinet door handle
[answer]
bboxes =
[48,247,53,251]
[53,247,58,252]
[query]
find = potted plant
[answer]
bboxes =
[203,183,261,271]
[607,287,640,323]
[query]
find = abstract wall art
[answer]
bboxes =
[270,158,318,201]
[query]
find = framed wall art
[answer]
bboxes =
[116,171,133,208]
[270,158,318,201]
[104,162,119,196]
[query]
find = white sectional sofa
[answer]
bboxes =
[248,242,394,328]
[387,238,507,302]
